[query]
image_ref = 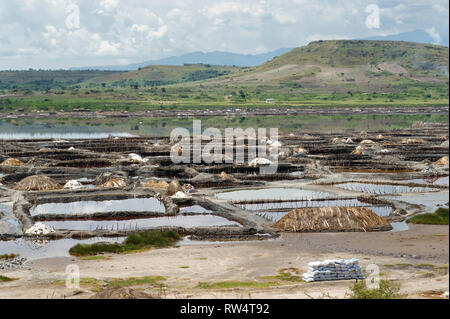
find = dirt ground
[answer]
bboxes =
[0,223,448,299]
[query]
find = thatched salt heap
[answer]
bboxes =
[1,158,24,166]
[302,258,365,282]
[14,175,62,191]
[272,207,392,232]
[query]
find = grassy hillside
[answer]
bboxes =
[83,64,242,88]
[259,40,448,72]
[0,40,448,112]
[0,70,120,91]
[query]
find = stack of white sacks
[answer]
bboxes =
[302,258,365,282]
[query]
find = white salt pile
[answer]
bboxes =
[302,258,365,282]
[25,222,55,235]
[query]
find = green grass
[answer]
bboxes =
[259,268,303,282]
[108,276,166,288]
[0,254,18,260]
[0,275,15,282]
[1,40,447,113]
[69,230,180,256]
[196,281,282,289]
[407,208,449,225]
[79,255,112,261]
[52,276,166,292]
[346,279,407,299]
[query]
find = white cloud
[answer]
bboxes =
[96,40,121,55]
[426,27,441,43]
[0,0,448,69]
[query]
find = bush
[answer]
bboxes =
[407,208,449,225]
[346,279,406,299]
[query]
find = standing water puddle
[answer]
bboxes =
[396,176,449,186]
[215,188,332,202]
[237,198,370,211]
[43,215,240,231]
[30,198,165,217]
[0,237,124,260]
[383,191,449,213]
[179,205,212,214]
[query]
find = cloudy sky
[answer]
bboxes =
[0,0,448,69]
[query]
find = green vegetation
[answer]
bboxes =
[0,275,15,283]
[0,41,448,113]
[407,208,449,225]
[196,281,281,289]
[0,254,18,260]
[346,279,407,299]
[259,268,303,282]
[52,276,166,292]
[79,255,112,261]
[0,70,119,91]
[69,230,180,256]
[108,276,166,288]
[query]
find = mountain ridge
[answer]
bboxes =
[70,48,292,71]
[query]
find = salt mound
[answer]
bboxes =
[25,222,55,235]
[272,207,392,232]
[171,191,189,199]
[249,158,272,167]
[64,180,84,190]
[14,175,61,191]
[1,158,24,166]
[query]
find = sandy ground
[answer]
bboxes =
[0,223,448,299]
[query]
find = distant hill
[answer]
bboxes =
[358,30,449,47]
[82,64,241,88]
[70,48,292,71]
[195,40,449,97]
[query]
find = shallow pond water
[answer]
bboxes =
[0,237,124,260]
[215,188,332,202]
[179,205,212,214]
[334,182,439,194]
[30,198,166,217]
[389,221,409,232]
[383,191,449,213]
[397,176,449,186]
[43,215,240,231]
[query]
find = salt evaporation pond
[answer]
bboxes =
[216,188,332,202]
[0,237,124,260]
[398,176,449,186]
[383,191,449,213]
[44,215,240,231]
[237,198,370,211]
[334,182,439,194]
[30,198,165,217]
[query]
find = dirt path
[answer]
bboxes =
[0,224,448,299]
